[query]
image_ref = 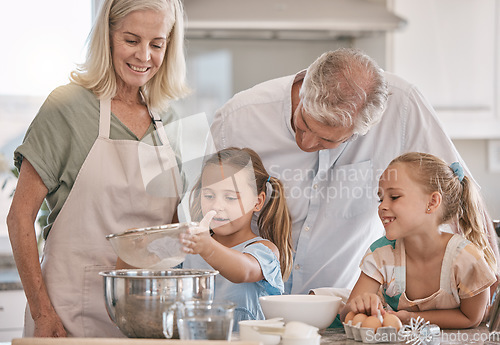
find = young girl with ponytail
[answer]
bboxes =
[181,147,293,325]
[341,152,497,328]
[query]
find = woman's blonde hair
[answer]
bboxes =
[390,152,497,271]
[189,147,294,281]
[70,0,190,111]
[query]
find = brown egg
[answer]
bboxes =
[382,313,403,331]
[351,313,368,326]
[344,311,356,323]
[361,316,383,330]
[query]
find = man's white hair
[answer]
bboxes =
[300,48,388,135]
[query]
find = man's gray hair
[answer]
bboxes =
[300,48,388,135]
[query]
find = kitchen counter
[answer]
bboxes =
[1,325,498,344]
[233,325,498,344]
[0,255,22,291]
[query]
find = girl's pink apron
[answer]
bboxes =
[24,99,181,337]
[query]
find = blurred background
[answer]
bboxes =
[1,0,500,254]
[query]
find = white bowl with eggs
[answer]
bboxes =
[259,294,342,330]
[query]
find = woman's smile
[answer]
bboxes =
[128,63,150,73]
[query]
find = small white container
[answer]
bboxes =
[282,334,321,345]
[238,319,284,345]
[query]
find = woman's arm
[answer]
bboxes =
[392,290,489,328]
[7,159,67,337]
[340,272,383,321]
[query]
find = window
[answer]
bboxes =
[0,1,92,241]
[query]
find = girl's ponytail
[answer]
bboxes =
[391,153,497,273]
[458,176,497,272]
[258,177,293,281]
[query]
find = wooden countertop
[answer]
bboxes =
[5,325,499,345]
[12,340,258,345]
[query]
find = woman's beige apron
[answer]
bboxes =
[24,99,181,337]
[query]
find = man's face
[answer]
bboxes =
[292,101,356,152]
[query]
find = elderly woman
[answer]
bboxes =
[7,0,188,338]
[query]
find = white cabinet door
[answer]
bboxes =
[0,329,23,342]
[389,0,500,139]
[0,290,26,341]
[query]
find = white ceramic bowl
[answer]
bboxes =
[259,294,342,330]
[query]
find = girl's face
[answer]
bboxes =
[111,9,173,91]
[200,164,264,237]
[378,163,434,240]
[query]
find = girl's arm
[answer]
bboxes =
[7,160,67,337]
[341,272,383,321]
[392,289,489,328]
[181,231,272,283]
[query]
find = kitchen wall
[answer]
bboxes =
[179,34,500,221]
[453,140,500,220]
[183,36,386,115]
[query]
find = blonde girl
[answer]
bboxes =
[341,152,497,328]
[181,147,293,324]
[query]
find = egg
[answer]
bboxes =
[361,315,382,330]
[382,313,403,331]
[344,311,356,324]
[351,313,368,326]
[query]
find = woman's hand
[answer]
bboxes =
[34,310,67,337]
[348,292,385,317]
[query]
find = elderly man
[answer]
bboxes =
[209,48,498,294]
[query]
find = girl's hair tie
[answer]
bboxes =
[267,176,271,183]
[449,162,464,182]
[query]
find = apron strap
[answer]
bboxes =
[149,110,171,146]
[139,90,171,147]
[149,110,182,198]
[99,97,171,148]
[99,99,111,139]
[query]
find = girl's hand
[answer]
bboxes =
[180,227,213,257]
[389,310,412,324]
[180,211,216,258]
[348,292,385,317]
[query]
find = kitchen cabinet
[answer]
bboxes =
[388,0,500,139]
[0,290,26,341]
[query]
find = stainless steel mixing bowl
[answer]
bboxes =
[100,269,218,338]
